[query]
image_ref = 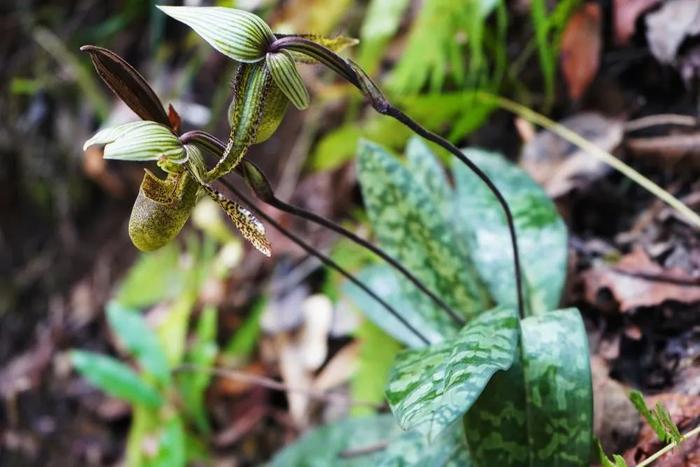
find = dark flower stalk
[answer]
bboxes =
[181,130,466,327]
[270,36,526,319]
[216,176,431,346]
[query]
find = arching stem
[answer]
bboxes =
[270,37,526,319]
[381,105,526,318]
[181,130,466,326]
[216,176,431,346]
[248,169,466,326]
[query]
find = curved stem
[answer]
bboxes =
[382,106,526,318]
[636,424,700,467]
[260,186,466,327]
[270,37,526,319]
[182,130,466,326]
[216,177,431,346]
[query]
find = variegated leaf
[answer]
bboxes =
[452,148,567,314]
[202,185,271,257]
[266,51,310,110]
[356,140,488,333]
[379,421,473,466]
[269,414,400,467]
[84,121,185,163]
[385,307,518,439]
[344,265,445,348]
[157,6,274,63]
[464,308,593,467]
[270,413,473,466]
[404,136,452,216]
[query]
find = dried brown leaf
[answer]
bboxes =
[582,247,700,312]
[561,3,602,100]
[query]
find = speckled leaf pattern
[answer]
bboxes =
[463,308,593,466]
[344,265,446,347]
[268,414,401,467]
[379,422,473,467]
[357,140,488,331]
[385,307,518,439]
[404,137,452,216]
[269,413,472,467]
[452,148,567,314]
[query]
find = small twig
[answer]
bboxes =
[481,93,700,230]
[175,364,382,409]
[624,114,698,133]
[636,424,700,467]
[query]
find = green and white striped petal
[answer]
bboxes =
[266,51,310,110]
[84,121,186,163]
[157,6,274,63]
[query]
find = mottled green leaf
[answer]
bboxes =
[379,422,473,466]
[106,301,171,386]
[156,6,274,63]
[344,265,445,348]
[71,351,162,408]
[266,51,309,110]
[357,140,488,332]
[452,148,567,314]
[269,414,401,467]
[404,137,451,215]
[386,307,518,439]
[83,121,185,163]
[270,414,472,467]
[464,308,592,466]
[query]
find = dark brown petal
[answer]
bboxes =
[81,45,170,127]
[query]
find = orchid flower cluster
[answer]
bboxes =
[83,7,355,256]
[83,5,525,321]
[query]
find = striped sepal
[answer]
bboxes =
[84,121,186,163]
[271,36,360,87]
[202,184,272,257]
[266,51,309,110]
[157,6,274,63]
